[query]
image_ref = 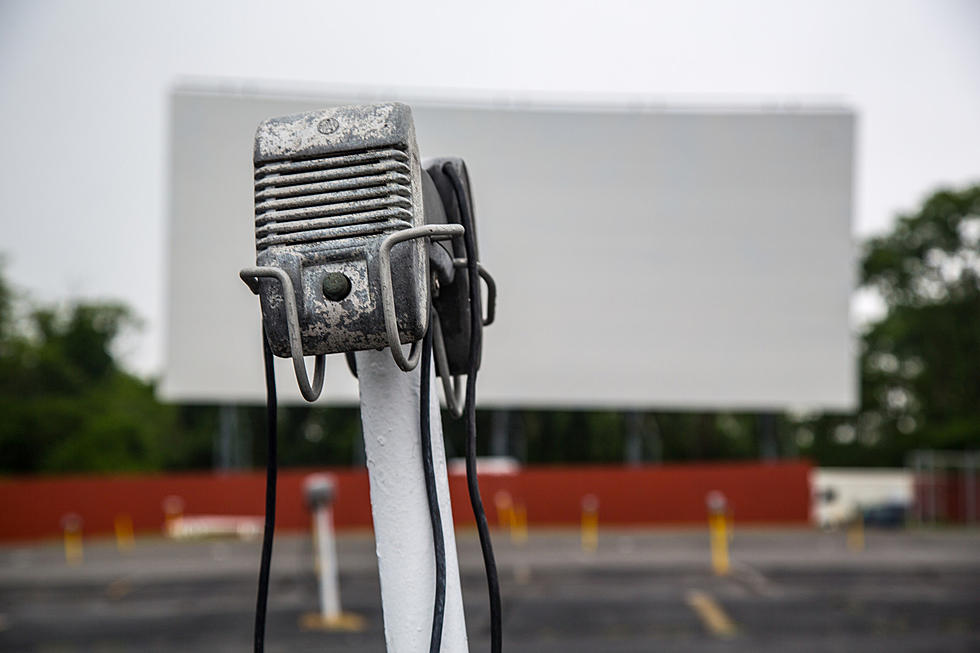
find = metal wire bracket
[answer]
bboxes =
[431,314,465,418]
[242,223,483,401]
[240,266,326,402]
[452,259,496,326]
[378,224,465,372]
[431,263,495,417]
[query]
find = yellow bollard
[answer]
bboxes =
[706,491,730,576]
[511,502,528,545]
[114,514,135,553]
[61,514,83,566]
[581,494,599,553]
[708,513,731,575]
[847,513,865,552]
[494,491,514,531]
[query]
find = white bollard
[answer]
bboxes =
[304,474,341,621]
[356,347,469,653]
[299,475,365,632]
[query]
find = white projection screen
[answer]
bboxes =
[162,86,855,411]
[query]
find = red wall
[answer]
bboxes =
[913,474,980,523]
[0,461,811,541]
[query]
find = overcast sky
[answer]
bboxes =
[1,0,978,376]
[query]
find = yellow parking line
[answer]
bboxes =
[105,577,131,600]
[686,590,738,638]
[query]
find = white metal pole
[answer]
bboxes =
[356,347,469,653]
[314,503,341,620]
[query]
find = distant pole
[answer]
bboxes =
[909,452,921,525]
[512,412,528,463]
[625,411,643,466]
[352,429,367,467]
[307,474,341,621]
[648,415,663,465]
[758,413,779,460]
[217,404,239,470]
[300,474,364,631]
[491,410,510,457]
[965,454,977,525]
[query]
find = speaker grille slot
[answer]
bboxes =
[254,147,413,251]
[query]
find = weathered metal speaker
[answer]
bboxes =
[251,103,429,358]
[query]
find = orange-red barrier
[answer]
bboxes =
[468,461,812,527]
[0,461,811,541]
[913,474,980,523]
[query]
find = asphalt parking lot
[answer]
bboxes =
[1,528,978,652]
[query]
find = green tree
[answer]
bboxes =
[0,279,181,474]
[796,184,980,465]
